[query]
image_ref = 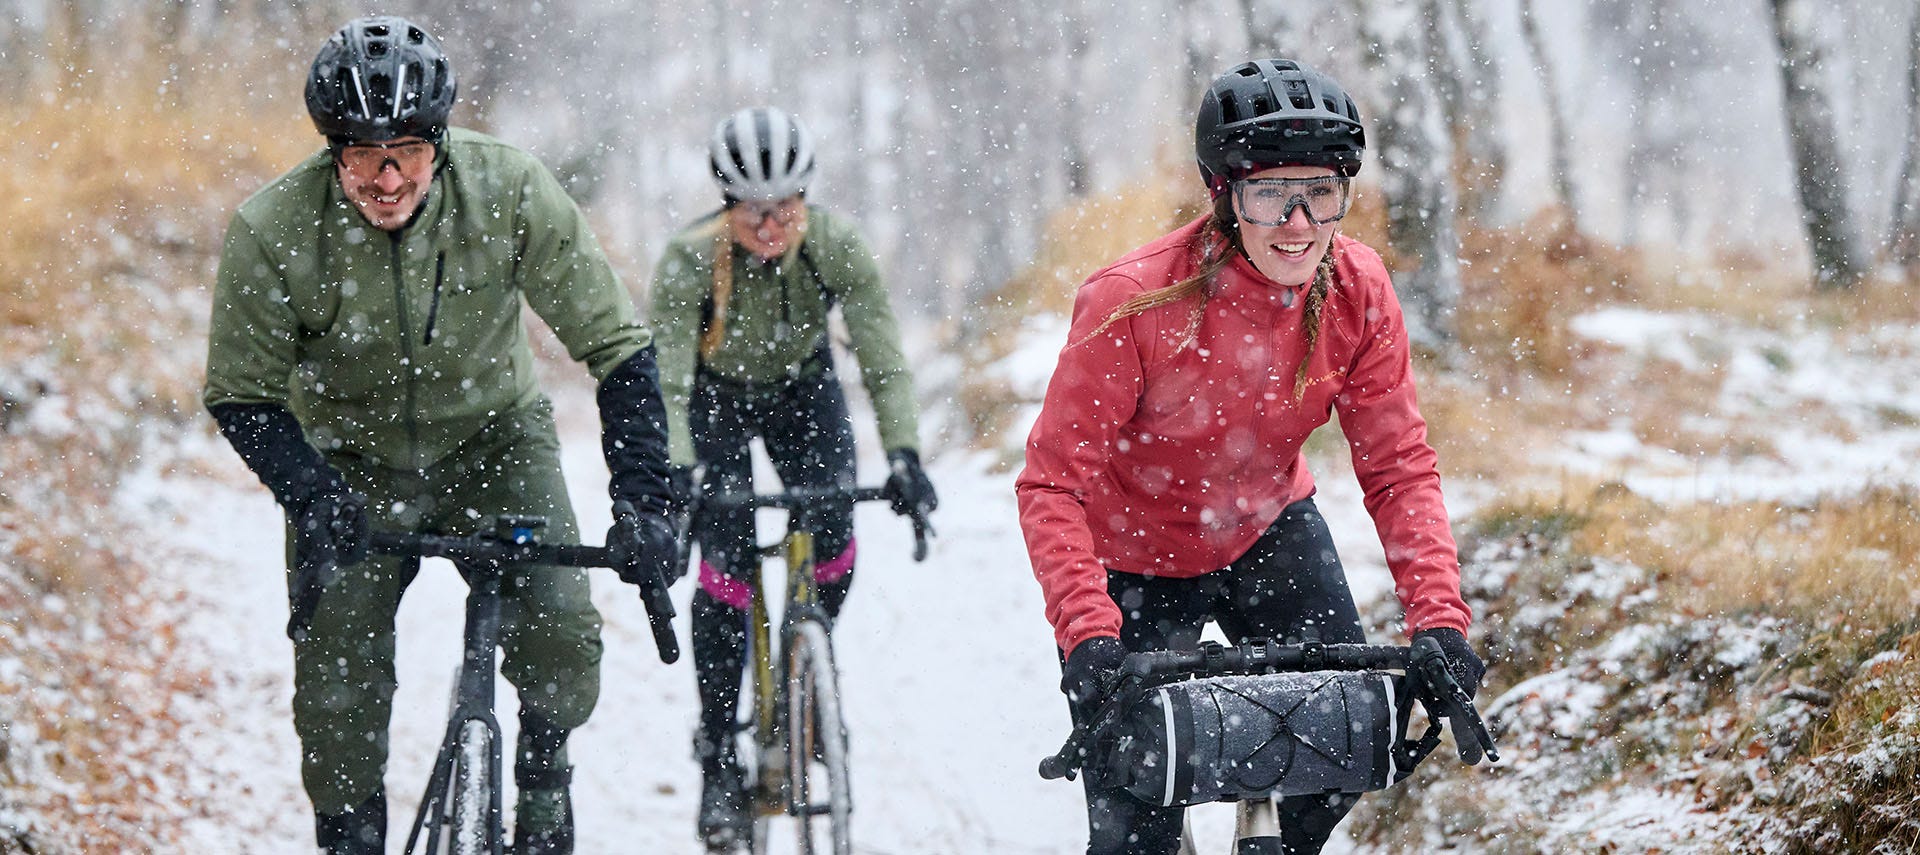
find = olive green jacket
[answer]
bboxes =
[648,208,919,466]
[203,127,650,470]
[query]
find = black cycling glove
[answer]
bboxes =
[1412,627,1485,699]
[884,448,937,517]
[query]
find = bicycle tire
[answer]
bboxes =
[447,718,498,855]
[784,620,852,855]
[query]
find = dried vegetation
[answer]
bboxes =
[0,36,311,852]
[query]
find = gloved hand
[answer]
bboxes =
[608,501,682,587]
[1060,636,1129,714]
[294,486,370,570]
[1412,627,1485,699]
[884,448,938,518]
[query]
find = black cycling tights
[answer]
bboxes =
[1074,497,1366,855]
[688,362,858,763]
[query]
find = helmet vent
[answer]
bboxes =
[1219,91,1242,124]
[1285,80,1311,111]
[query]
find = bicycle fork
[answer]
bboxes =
[405,568,507,855]
[1176,799,1285,855]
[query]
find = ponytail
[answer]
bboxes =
[1074,195,1339,404]
[1075,195,1239,348]
[699,226,734,360]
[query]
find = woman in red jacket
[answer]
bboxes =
[1016,58,1485,855]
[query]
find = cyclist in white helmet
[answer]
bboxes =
[648,107,937,851]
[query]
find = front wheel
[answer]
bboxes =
[784,620,852,855]
[447,718,500,855]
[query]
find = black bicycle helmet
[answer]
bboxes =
[709,107,818,202]
[1195,58,1365,191]
[305,16,457,143]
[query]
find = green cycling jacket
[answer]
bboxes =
[203,128,650,470]
[649,207,919,466]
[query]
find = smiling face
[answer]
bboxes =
[334,137,436,232]
[727,195,808,261]
[1233,164,1340,286]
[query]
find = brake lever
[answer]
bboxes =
[1411,636,1499,764]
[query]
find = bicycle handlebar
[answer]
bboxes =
[1037,637,1498,782]
[690,484,934,562]
[285,524,681,664]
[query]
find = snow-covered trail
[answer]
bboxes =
[135,379,1392,854]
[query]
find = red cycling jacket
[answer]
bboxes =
[1016,217,1473,656]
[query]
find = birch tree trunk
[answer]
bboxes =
[1888,6,1920,269]
[1768,0,1866,290]
[1517,0,1579,232]
[1057,0,1092,197]
[1357,0,1461,347]
[1426,0,1507,221]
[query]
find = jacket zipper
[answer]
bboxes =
[392,237,422,467]
[422,251,446,345]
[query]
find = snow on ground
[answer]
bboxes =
[129,362,1394,854]
[140,293,1920,852]
[1563,307,1920,503]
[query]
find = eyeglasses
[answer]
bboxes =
[1232,176,1353,226]
[334,140,436,175]
[734,197,805,226]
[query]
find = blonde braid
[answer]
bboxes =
[1075,196,1239,349]
[1291,247,1337,400]
[698,225,734,360]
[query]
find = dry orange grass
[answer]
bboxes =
[1481,482,1920,636]
[958,158,1205,450]
[992,159,1205,321]
[1452,208,1645,380]
[0,42,314,851]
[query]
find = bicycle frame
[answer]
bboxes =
[744,509,827,819]
[332,518,682,855]
[692,485,928,854]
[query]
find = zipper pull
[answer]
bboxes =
[422,251,446,346]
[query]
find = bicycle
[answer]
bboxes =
[1039,636,1500,855]
[688,484,930,855]
[289,509,681,855]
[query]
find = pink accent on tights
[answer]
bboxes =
[698,560,754,610]
[814,539,856,584]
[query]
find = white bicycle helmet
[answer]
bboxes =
[708,107,817,202]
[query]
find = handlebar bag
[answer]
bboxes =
[1101,670,1415,807]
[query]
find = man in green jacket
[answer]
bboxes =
[202,17,678,855]
[650,106,937,851]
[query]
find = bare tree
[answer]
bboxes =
[1356,0,1461,347]
[1055,0,1093,197]
[1768,0,1866,289]
[1516,0,1579,232]
[1427,0,1507,221]
[1592,0,1710,248]
[1889,6,1920,270]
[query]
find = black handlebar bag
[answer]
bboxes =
[1098,670,1416,807]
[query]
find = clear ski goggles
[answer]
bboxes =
[334,140,436,176]
[732,195,806,226]
[1231,175,1353,226]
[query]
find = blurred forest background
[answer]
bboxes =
[4,0,1920,851]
